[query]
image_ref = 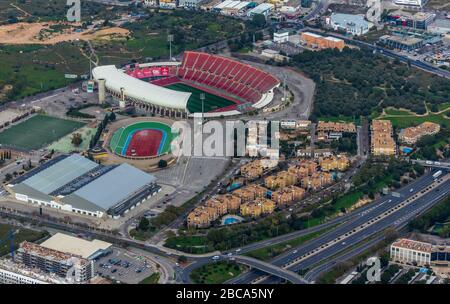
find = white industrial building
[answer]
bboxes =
[390,239,432,266]
[213,0,250,15]
[394,0,427,7]
[328,13,370,36]
[246,3,274,18]
[7,154,160,219]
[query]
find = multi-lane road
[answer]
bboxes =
[226,169,449,284]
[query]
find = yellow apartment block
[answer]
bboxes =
[317,121,356,133]
[320,155,349,172]
[265,171,297,190]
[399,122,440,145]
[187,206,214,228]
[302,172,333,190]
[205,198,228,216]
[240,160,264,179]
[240,198,276,217]
[371,120,396,156]
[215,194,242,212]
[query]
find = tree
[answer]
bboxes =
[138,217,150,231]
[158,159,168,168]
[109,112,116,121]
[177,255,188,264]
[71,133,83,147]
[251,14,266,29]
[4,173,12,181]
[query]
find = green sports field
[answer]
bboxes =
[0,114,85,151]
[110,121,174,156]
[164,83,235,113]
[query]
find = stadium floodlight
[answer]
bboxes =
[168,34,174,61]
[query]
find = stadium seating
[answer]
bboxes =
[178,51,279,104]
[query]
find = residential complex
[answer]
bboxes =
[319,155,350,172]
[399,122,440,145]
[371,120,396,156]
[317,121,356,141]
[240,198,276,217]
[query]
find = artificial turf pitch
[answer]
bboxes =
[0,114,85,150]
[164,82,235,113]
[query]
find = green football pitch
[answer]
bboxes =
[0,114,85,151]
[164,83,235,113]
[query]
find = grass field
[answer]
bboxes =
[190,261,244,284]
[139,272,160,284]
[110,121,174,156]
[0,223,49,257]
[0,114,85,150]
[164,83,235,113]
[377,109,450,128]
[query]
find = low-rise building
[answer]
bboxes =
[274,31,289,43]
[296,148,333,158]
[327,13,370,36]
[300,32,346,50]
[240,160,264,179]
[187,206,218,228]
[390,238,432,266]
[240,198,276,217]
[317,121,356,133]
[216,194,242,212]
[301,172,333,190]
[399,122,440,145]
[371,120,396,156]
[271,185,305,207]
[265,171,297,190]
[319,155,350,172]
[205,198,228,216]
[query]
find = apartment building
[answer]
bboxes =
[302,172,333,190]
[187,206,218,228]
[371,120,396,156]
[319,155,350,172]
[240,160,264,179]
[265,171,297,190]
[317,121,357,133]
[240,198,276,217]
[288,160,318,178]
[215,194,242,212]
[271,185,305,207]
[16,241,94,283]
[399,122,440,145]
[205,198,228,216]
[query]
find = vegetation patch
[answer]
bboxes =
[190,261,245,284]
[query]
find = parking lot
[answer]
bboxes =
[95,247,158,284]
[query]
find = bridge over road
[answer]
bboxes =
[410,159,450,170]
[233,255,309,284]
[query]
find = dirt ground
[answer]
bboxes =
[0,22,129,44]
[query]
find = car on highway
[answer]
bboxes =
[212,255,220,260]
[235,249,242,253]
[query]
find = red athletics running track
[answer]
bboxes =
[125,129,163,157]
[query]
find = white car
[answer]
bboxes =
[235,249,242,253]
[212,255,220,260]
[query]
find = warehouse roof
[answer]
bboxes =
[22,154,98,194]
[92,65,191,110]
[330,13,369,29]
[41,233,112,259]
[69,163,156,210]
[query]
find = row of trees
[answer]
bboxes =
[88,112,116,149]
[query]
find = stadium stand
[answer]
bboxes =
[176,51,279,104]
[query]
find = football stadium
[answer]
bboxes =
[92,51,280,117]
[110,121,174,158]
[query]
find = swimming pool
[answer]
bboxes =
[221,215,243,226]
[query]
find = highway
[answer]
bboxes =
[228,169,450,284]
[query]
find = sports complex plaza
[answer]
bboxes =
[92,51,281,118]
[5,154,160,218]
